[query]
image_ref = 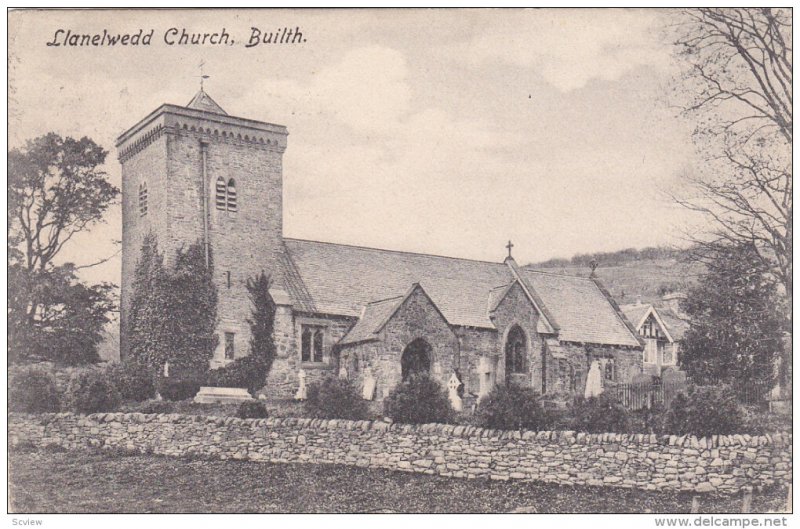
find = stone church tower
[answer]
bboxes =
[117,90,289,364]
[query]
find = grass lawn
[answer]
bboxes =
[8,447,789,514]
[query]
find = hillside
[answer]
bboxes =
[525,247,704,306]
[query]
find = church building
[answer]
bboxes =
[117,90,645,403]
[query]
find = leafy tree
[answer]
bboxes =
[128,235,217,378]
[8,264,114,365]
[8,133,118,364]
[680,243,784,389]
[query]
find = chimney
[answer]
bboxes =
[662,292,688,319]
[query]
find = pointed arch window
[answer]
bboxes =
[138,181,148,216]
[505,325,527,374]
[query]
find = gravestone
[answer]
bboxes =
[447,372,463,412]
[194,386,253,404]
[294,369,308,401]
[362,367,376,400]
[478,356,495,401]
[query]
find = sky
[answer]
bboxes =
[8,8,703,286]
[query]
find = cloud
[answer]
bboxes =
[444,10,671,92]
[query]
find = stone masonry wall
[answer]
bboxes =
[9,413,790,494]
[266,313,355,398]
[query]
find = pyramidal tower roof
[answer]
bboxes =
[186,89,228,115]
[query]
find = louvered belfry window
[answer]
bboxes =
[214,177,238,212]
[226,179,237,211]
[138,182,148,216]
[215,177,227,210]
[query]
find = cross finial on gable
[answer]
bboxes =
[506,240,514,259]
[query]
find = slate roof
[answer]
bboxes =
[524,271,641,347]
[283,238,642,347]
[340,295,404,345]
[620,303,690,343]
[283,238,511,328]
[186,90,228,115]
[620,304,652,330]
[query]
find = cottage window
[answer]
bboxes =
[301,325,325,363]
[224,332,235,360]
[138,181,148,216]
[662,344,675,365]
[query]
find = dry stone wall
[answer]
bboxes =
[9,413,790,494]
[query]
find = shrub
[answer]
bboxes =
[206,353,268,396]
[9,367,60,413]
[235,400,269,419]
[107,361,156,402]
[663,385,743,437]
[475,385,553,431]
[383,374,453,424]
[305,376,369,420]
[740,405,790,434]
[570,393,630,433]
[65,370,121,413]
[628,403,667,434]
[157,377,201,401]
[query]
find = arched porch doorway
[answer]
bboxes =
[401,338,432,381]
[505,325,528,386]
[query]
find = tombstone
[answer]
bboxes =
[584,360,603,398]
[294,369,308,401]
[478,356,495,401]
[447,372,463,412]
[194,386,253,404]
[162,361,170,378]
[362,367,376,401]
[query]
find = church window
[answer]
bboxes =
[504,325,527,374]
[214,177,238,212]
[301,325,325,363]
[224,332,235,360]
[604,359,615,382]
[226,179,237,211]
[215,177,227,210]
[138,181,148,216]
[570,366,580,392]
[226,271,231,289]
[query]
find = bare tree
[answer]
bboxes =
[670,8,792,309]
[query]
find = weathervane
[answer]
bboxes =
[198,60,210,91]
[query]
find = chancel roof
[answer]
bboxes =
[283,238,642,347]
